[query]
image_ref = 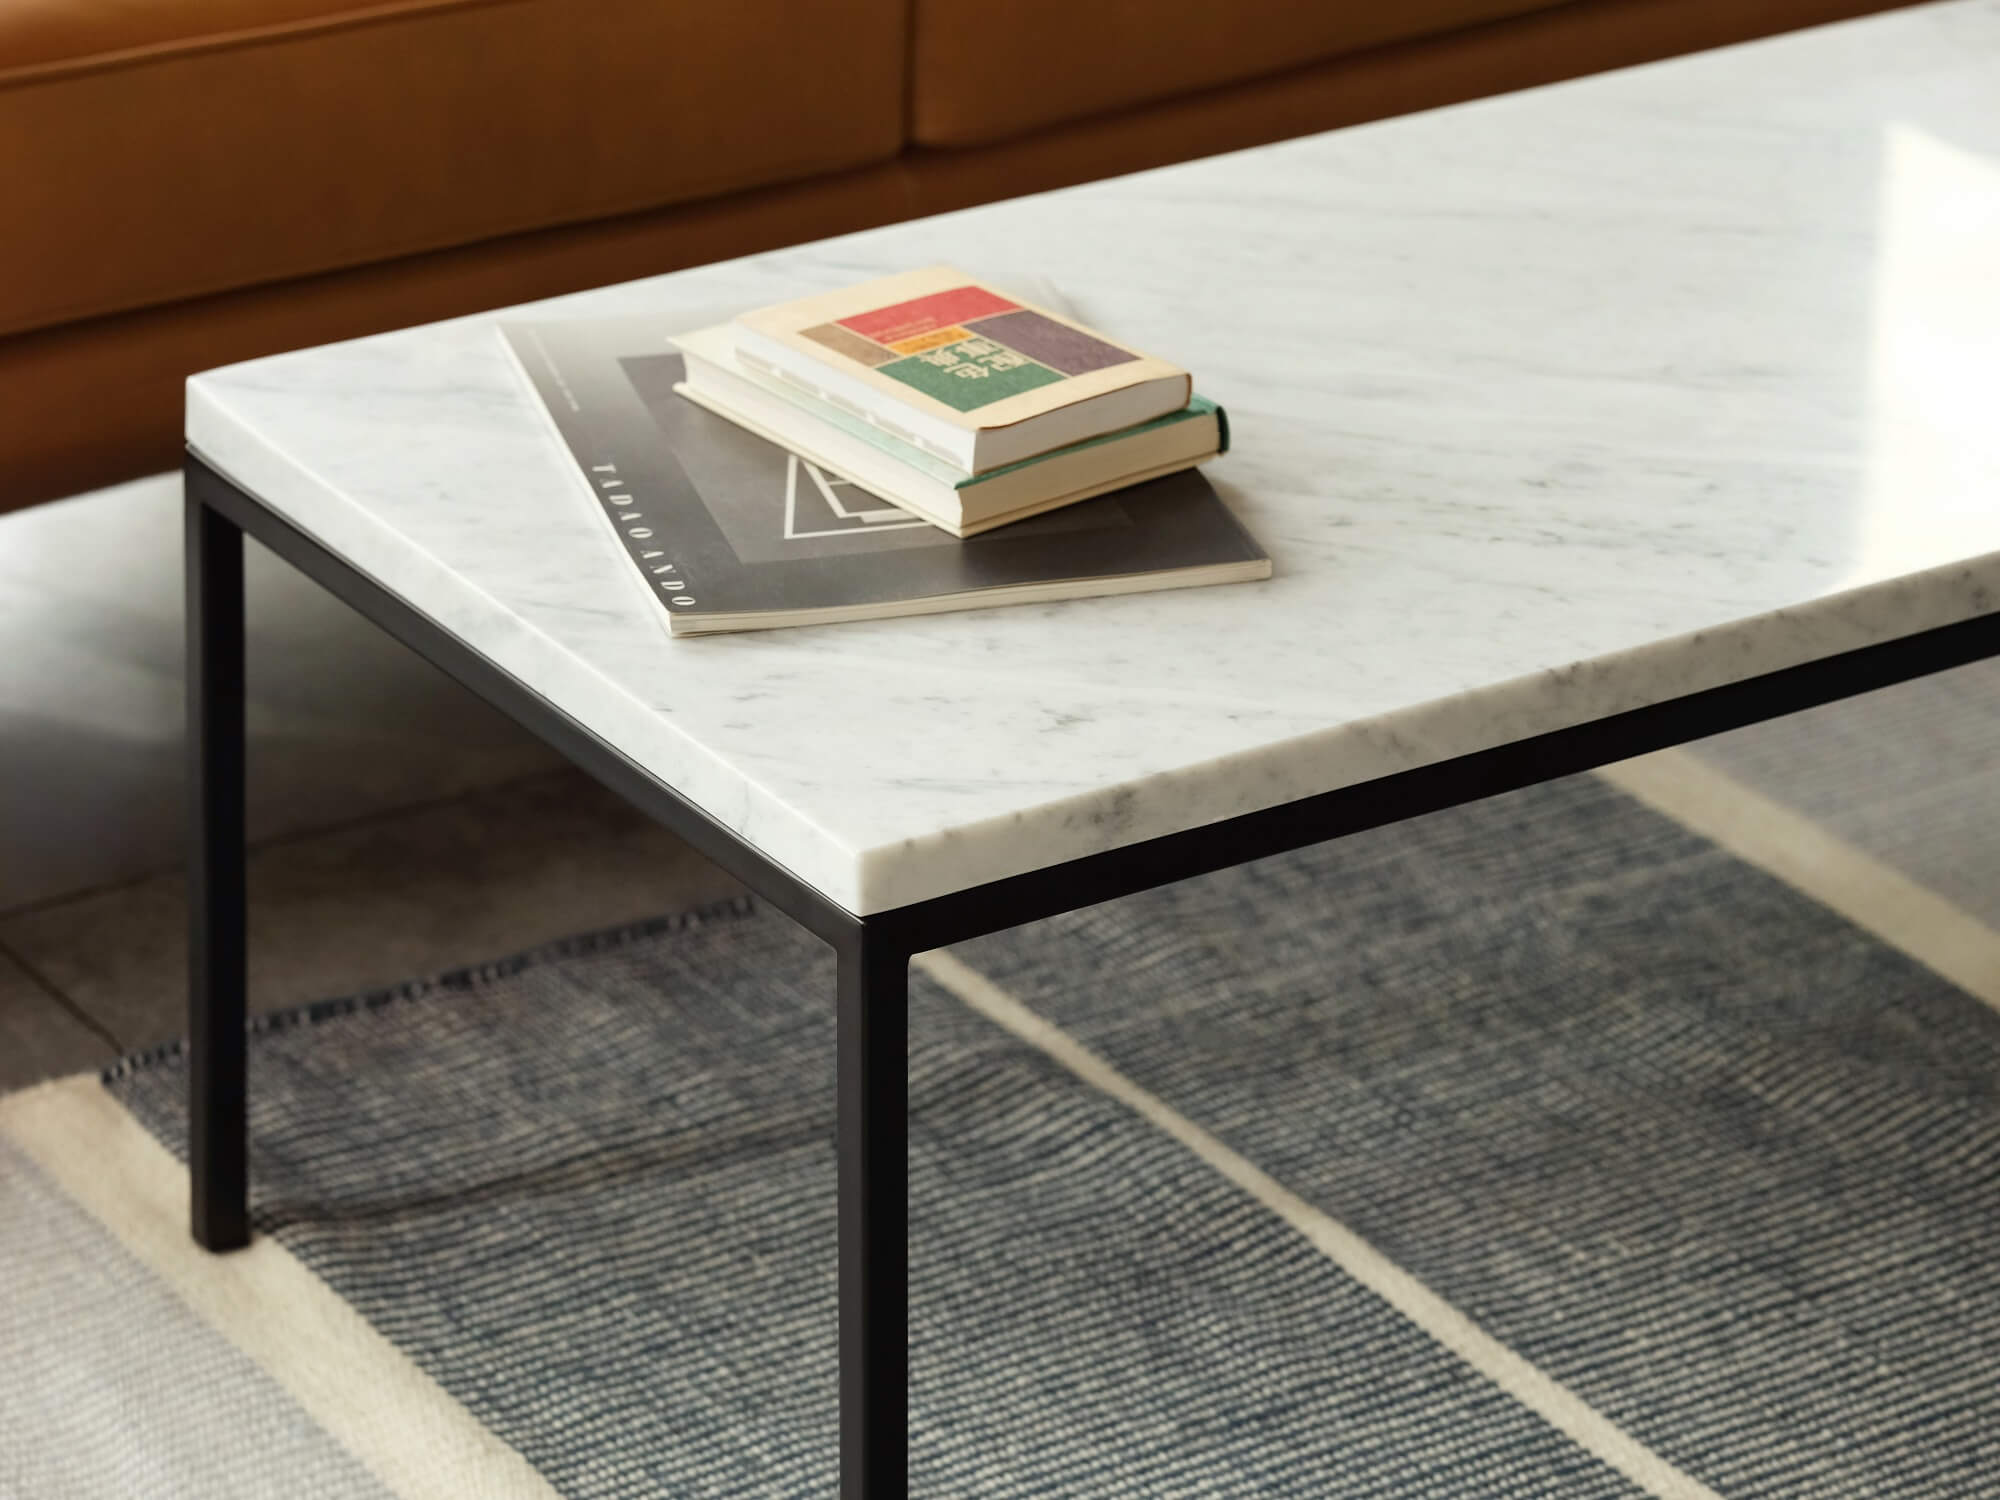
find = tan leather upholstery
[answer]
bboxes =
[0,0,908,338]
[902,0,1922,217]
[909,0,1572,147]
[0,0,1916,513]
[0,165,911,511]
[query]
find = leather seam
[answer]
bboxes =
[0,0,538,91]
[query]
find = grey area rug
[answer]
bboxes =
[104,773,2000,1498]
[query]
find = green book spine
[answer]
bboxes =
[728,350,1224,487]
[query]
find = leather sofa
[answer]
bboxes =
[0,0,1910,512]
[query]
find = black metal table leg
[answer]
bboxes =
[838,929,909,1499]
[187,479,250,1252]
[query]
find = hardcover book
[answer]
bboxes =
[730,266,1192,473]
[498,318,1269,636]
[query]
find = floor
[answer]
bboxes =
[0,475,740,1088]
[3,473,1997,1090]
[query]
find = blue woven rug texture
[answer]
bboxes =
[105,774,2000,1497]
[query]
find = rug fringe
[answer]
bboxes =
[100,893,761,1083]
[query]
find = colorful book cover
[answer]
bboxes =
[734,266,1189,433]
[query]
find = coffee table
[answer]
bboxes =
[182,3,2000,1493]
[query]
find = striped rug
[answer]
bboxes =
[4,729,1998,1497]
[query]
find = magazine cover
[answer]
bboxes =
[499,319,1268,635]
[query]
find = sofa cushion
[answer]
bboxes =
[909,0,1572,147]
[0,163,910,514]
[0,0,907,339]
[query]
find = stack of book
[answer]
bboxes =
[498,268,1268,635]
[672,266,1230,537]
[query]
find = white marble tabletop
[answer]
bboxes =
[189,0,2000,916]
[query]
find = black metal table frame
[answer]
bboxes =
[184,449,2000,1498]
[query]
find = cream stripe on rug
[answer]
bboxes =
[0,1076,562,1500]
[915,949,1728,1500]
[1600,748,2000,1012]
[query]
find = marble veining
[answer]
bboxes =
[188,1,2000,913]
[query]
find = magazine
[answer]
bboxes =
[498,318,1269,636]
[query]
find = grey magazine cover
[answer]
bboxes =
[500,318,1268,634]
